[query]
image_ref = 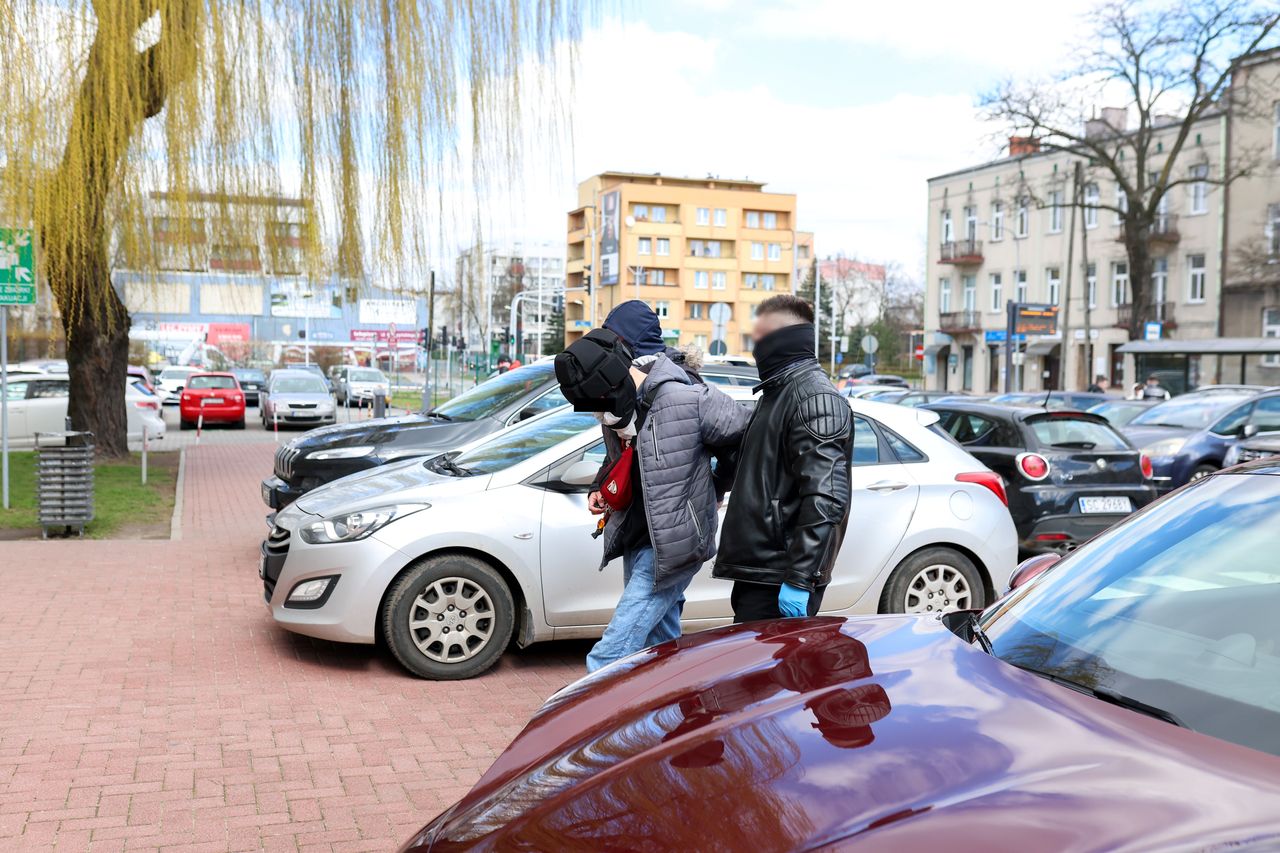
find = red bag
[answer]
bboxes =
[599,442,635,511]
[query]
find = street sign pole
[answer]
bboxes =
[2,304,9,509]
[1004,299,1015,393]
[0,227,36,511]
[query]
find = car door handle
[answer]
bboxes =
[865,480,909,493]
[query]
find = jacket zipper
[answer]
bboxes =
[687,499,703,540]
[650,417,661,463]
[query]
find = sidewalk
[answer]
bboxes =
[0,441,586,851]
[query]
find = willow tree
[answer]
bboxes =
[0,0,583,456]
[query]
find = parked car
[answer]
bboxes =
[1087,398,1159,427]
[260,369,336,430]
[926,401,1155,554]
[895,391,973,408]
[1226,433,1280,466]
[231,367,267,406]
[17,359,68,373]
[1122,389,1276,492]
[990,390,1110,411]
[863,388,910,403]
[260,396,1017,680]
[178,372,246,430]
[282,362,334,392]
[260,360,759,510]
[850,373,908,388]
[127,364,155,393]
[155,365,200,405]
[835,363,873,389]
[1,374,165,446]
[695,363,759,387]
[402,460,1280,852]
[842,384,906,399]
[334,366,390,407]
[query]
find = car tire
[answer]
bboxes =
[1189,464,1216,482]
[381,554,515,680]
[179,418,193,431]
[879,547,985,615]
[233,418,246,430]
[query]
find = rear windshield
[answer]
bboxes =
[189,375,237,390]
[349,369,385,382]
[1030,417,1129,451]
[233,368,265,381]
[159,368,194,379]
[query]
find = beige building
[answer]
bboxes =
[565,172,799,354]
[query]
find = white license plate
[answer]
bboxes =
[206,397,224,405]
[261,482,271,504]
[1079,496,1132,514]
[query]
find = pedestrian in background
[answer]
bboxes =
[1087,375,1110,394]
[713,294,853,621]
[1136,374,1171,400]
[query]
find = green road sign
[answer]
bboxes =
[0,228,35,306]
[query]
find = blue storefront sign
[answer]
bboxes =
[984,330,1027,344]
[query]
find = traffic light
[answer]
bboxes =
[418,328,429,348]
[439,325,448,349]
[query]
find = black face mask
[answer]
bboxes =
[554,328,637,420]
[754,322,816,382]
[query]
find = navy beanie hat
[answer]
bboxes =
[603,300,665,357]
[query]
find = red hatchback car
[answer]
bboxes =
[402,461,1280,852]
[179,372,246,430]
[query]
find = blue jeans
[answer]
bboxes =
[586,546,688,673]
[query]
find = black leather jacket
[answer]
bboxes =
[713,362,852,591]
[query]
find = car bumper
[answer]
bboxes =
[267,412,336,426]
[1021,512,1129,554]
[180,403,245,422]
[261,475,304,509]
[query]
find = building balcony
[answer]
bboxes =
[939,239,983,265]
[1117,215,1179,246]
[1111,301,1176,330]
[938,309,983,333]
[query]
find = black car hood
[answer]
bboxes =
[286,414,499,459]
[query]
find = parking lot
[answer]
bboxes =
[0,440,588,852]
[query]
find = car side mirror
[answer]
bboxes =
[560,459,599,487]
[1007,553,1060,593]
[517,407,539,421]
[1242,423,1259,439]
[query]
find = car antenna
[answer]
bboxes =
[1043,388,1052,409]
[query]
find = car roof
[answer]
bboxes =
[190,371,235,377]
[270,369,325,379]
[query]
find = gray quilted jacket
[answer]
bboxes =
[599,354,751,589]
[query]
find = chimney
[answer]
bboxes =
[1101,106,1127,133]
[1009,136,1041,157]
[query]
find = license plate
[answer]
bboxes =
[261,481,271,505]
[258,553,267,580]
[206,397,224,405]
[1079,496,1132,514]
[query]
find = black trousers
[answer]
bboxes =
[730,582,827,623]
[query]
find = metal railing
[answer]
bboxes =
[939,239,984,263]
[939,310,983,331]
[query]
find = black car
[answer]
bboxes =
[260,359,760,509]
[231,367,268,406]
[926,402,1156,555]
[989,390,1111,411]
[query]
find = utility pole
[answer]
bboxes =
[1060,161,1080,390]
[812,257,821,356]
[1081,180,1094,387]
[422,269,435,411]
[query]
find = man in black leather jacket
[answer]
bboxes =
[713,295,853,621]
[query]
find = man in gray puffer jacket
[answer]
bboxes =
[559,307,750,672]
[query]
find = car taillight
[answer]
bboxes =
[1016,452,1050,481]
[1140,453,1153,479]
[956,471,1008,506]
[134,400,159,410]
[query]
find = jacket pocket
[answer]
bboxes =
[687,499,704,542]
[769,499,784,547]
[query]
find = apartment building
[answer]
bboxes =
[565,172,798,354]
[452,242,565,355]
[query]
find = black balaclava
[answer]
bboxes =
[753,322,816,383]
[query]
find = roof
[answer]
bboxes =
[1117,338,1280,355]
[595,171,769,191]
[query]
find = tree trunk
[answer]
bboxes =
[1123,227,1153,342]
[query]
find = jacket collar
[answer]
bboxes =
[752,359,816,394]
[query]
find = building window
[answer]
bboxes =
[1046,267,1061,305]
[1112,261,1130,306]
[696,207,710,226]
[743,273,758,290]
[689,302,705,319]
[1189,164,1209,215]
[1015,197,1029,238]
[633,204,649,221]
[962,275,977,311]
[651,206,667,223]
[694,334,709,350]
[1084,183,1099,229]
[745,210,760,228]
[651,269,666,285]
[694,270,709,289]
[751,242,764,260]
[989,272,1003,312]
[654,301,670,319]
[1048,190,1064,233]
[1188,254,1207,303]
[1115,185,1128,224]
[1266,204,1280,256]
[763,211,778,229]
[656,238,670,256]
[1086,263,1097,308]
[761,273,777,291]
[1015,269,1027,303]
[714,208,727,227]
[741,333,754,353]
[1152,258,1168,308]
[941,209,954,243]
[991,202,1004,241]
[939,277,952,313]
[1265,307,1280,366]
[767,243,781,261]
[963,205,977,241]
[1274,102,1280,160]
[712,271,726,290]
[638,237,652,255]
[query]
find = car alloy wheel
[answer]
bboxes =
[1189,465,1216,482]
[409,577,495,663]
[903,564,971,613]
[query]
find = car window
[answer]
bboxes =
[349,369,384,382]
[937,411,998,445]
[271,376,327,394]
[450,408,597,475]
[983,474,1280,757]
[233,369,266,381]
[1132,395,1251,430]
[1029,417,1129,451]
[1210,401,1254,436]
[1248,397,1280,434]
[883,427,926,462]
[4,381,29,401]
[189,375,237,390]
[28,380,70,399]
[702,373,738,387]
[159,369,193,380]
[517,386,568,420]
[851,416,880,465]
[432,365,554,422]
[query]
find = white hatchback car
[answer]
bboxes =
[2,373,166,446]
[261,394,1017,679]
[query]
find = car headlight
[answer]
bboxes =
[306,445,375,461]
[298,503,428,544]
[1143,437,1187,458]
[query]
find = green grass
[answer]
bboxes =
[0,451,177,538]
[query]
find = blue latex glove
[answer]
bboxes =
[778,583,810,618]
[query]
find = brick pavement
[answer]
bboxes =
[0,440,588,851]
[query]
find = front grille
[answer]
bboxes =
[290,403,317,410]
[266,525,291,554]
[262,526,290,602]
[274,445,301,481]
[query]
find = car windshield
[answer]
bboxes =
[982,473,1280,756]
[233,369,265,381]
[189,375,237,390]
[1129,395,1250,429]
[432,365,552,422]
[271,376,327,394]
[1088,401,1145,425]
[349,369,384,382]
[159,368,193,379]
[445,408,597,475]
[1029,416,1129,450]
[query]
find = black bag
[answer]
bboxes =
[554,329,635,414]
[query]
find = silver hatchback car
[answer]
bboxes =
[260,369,336,429]
[260,395,1017,679]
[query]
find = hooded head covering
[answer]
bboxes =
[604,300,665,357]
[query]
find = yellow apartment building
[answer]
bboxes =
[565,172,799,355]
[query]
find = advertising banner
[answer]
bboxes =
[358,298,417,326]
[270,280,339,318]
[599,190,620,286]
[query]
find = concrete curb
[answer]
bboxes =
[170,448,186,541]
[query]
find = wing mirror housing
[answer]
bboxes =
[1007,553,1060,593]
[1242,423,1260,439]
[560,459,600,487]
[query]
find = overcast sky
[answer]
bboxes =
[496,0,1099,278]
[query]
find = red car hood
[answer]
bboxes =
[403,616,1280,852]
